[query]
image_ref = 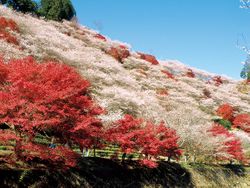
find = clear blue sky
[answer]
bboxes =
[71,0,250,79]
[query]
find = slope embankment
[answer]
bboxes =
[1,158,250,188]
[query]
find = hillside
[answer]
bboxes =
[0,5,250,187]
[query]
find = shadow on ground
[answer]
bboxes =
[0,157,194,188]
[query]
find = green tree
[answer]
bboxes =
[240,60,250,80]
[39,0,76,21]
[0,0,38,14]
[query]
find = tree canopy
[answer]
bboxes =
[0,0,76,21]
[240,59,250,80]
[39,0,76,21]
[0,0,38,13]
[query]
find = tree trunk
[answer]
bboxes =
[93,147,96,157]
[122,153,126,163]
[168,156,171,162]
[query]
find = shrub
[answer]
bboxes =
[137,52,159,65]
[156,88,168,96]
[161,70,175,80]
[216,104,235,121]
[233,114,250,133]
[106,46,130,62]
[202,88,211,98]
[236,81,250,94]
[217,119,232,130]
[0,16,19,45]
[0,56,104,168]
[186,69,195,78]
[210,123,244,162]
[213,76,223,86]
[94,33,107,41]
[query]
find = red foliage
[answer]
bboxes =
[225,139,244,162]
[137,52,159,65]
[0,60,9,84]
[19,143,79,168]
[118,45,130,59]
[210,123,232,137]
[156,88,168,96]
[106,46,130,62]
[0,17,19,45]
[0,31,19,45]
[119,45,127,49]
[233,114,250,133]
[0,130,20,144]
[216,104,235,121]
[210,123,244,161]
[161,70,175,80]
[0,17,19,32]
[139,159,158,168]
[0,56,104,168]
[94,33,107,41]
[106,115,181,168]
[186,69,195,78]
[213,76,223,86]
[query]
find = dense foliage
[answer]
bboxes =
[0,0,38,13]
[0,57,103,168]
[186,69,195,78]
[241,60,250,82]
[0,0,76,21]
[210,123,244,162]
[106,115,182,167]
[0,56,183,168]
[137,52,159,65]
[0,16,19,45]
[216,103,235,121]
[39,0,76,21]
[216,103,250,133]
[233,114,250,132]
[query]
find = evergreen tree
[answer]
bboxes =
[0,0,38,14]
[39,0,76,21]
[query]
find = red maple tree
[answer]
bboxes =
[216,104,235,121]
[106,46,130,62]
[213,76,223,86]
[106,115,181,168]
[0,56,104,168]
[233,114,250,133]
[210,123,244,162]
[137,52,159,65]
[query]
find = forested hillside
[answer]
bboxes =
[0,4,250,187]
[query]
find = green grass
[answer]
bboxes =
[0,146,8,150]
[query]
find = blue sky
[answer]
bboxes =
[71,0,250,79]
